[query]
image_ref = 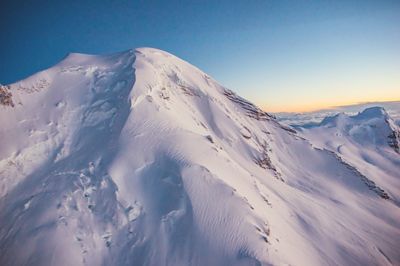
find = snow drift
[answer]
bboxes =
[0,48,399,266]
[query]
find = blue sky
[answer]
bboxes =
[1,0,399,111]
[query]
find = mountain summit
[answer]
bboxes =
[302,106,400,153]
[1,48,399,266]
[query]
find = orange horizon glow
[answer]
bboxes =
[259,98,400,113]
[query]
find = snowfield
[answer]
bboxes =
[0,48,399,266]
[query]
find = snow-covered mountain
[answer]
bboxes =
[0,48,399,266]
[296,107,400,204]
[275,101,400,127]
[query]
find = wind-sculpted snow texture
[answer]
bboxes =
[0,48,399,266]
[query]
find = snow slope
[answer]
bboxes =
[1,48,399,266]
[296,107,400,205]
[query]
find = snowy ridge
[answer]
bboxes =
[1,48,399,266]
[298,107,400,155]
[297,107,400,205]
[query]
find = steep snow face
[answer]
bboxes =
[1,48,400,266]
[297,107,400,204]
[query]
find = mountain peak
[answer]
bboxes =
[1,48,399,266]
[316,106,390,128]
[355,106,388,120]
